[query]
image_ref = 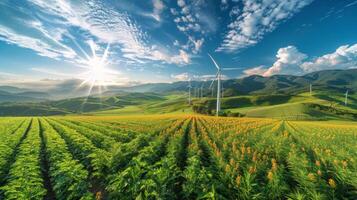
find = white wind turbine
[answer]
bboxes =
[188,79,192,105]
[345,89,349,106]
[200,81,205,99]
[208,53,241,116]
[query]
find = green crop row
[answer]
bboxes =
[0,119,46,199]
[40,119,93,200]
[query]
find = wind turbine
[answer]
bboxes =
[208,53,241,116]
[188,79,192,105]
[200,82,205,98]
[345,90,349,106]
[221,84,224,98]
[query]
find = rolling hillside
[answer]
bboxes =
[1,69,355,101]
[0,92,165,116]
[0,90,48,103]
[117,69,357,95]
[0,69,356,118]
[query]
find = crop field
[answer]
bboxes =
[0,116,356,200]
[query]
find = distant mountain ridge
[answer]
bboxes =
[119,69,357,95]
[0,88,49,103]
[0,92,165,116]
[0,69,356,103]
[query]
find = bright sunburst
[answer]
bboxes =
[78,42,121,96]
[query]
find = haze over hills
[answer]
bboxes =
[0,68,356,118]
[124,69,357,94]
[1,69,355,102]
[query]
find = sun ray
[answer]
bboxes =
[74,40,121,100]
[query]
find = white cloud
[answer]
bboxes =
[175,50,191,64]
[243,44,357,77]
[174,17,181,23]
[242,66,267,76]
[170,8,179,15]
[0,25,76,60]
[182,6,190,15]
[242,46,307,76]
[0,0,189,66]
[221,0,229,10]
[345,0,357,8]
[301,44,357,72]
[177,0,186,7]
[189,37,204,54]
[263,46,307,76]
[229,6,240,17]
[152,0,165,21]
[217,0,314,52]
[170,1,209,55]
[171,72,189,81]
[173,5,201,34]
[173,40,180,46]
[150,48,191,65]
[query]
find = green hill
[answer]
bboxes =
[0,103,69,116]
[0,90,47,102]
[0,69,356,118]
[0,92,165,116]
[223,92,357,120]
[91,94,192,116]
[117,69,357,95]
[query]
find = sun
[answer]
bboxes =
[85,56,109,85]
[79,44,121,85]
[77,42,121,96]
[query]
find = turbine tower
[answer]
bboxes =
[208,53,240,116]
[188,79,192,105]
[222,84,224,98]
[200,82,205,98]
[345,90,349,106]
[310,84,312,95]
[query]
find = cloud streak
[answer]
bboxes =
[217,0,314,52]
[0,0,190,66]
[0,24,76,60]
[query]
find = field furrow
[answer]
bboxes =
[0,116,355,199]
[0,118,46,199]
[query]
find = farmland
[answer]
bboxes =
[0,115,356,199]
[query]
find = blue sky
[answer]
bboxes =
[0,0,357,88]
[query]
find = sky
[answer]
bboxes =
[0,0,357,89]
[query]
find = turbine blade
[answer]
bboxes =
[209,72,219,89]
[208,53,220,70]
[209,78,216,89]
[222,67,242,71]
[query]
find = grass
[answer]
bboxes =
[89,91,357,121]
[226,92,357,120]
[90,95,194,116]
[90,106,145,116]
[3,90,354,121]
